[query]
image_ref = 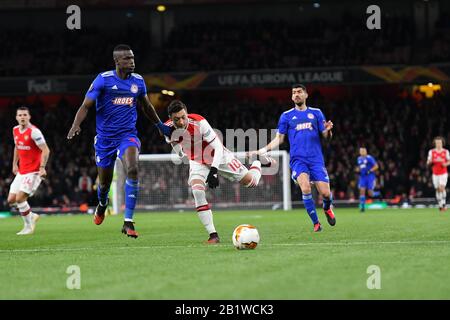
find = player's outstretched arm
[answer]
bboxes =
[253,133,285,156]
[67,97,95,139]
[138,95,172,137]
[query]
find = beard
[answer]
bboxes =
[294,98,305,106]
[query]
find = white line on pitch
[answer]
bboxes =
[1,240,449,253]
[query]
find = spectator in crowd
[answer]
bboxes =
[1,13,449,76]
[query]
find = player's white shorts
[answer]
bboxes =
[188,150,248,185]
[9,172,42,197]
[432,173,448,189]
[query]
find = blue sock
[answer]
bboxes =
[303,193,319,225]
[323,193,333,211]
[97,185,109,206]
[360,196,366,210]
[124,179,139,221]
[372,191,380,198]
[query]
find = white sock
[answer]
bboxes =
[192,185,216,234]
[246,160,262,188]
[17,201,31,226]
[197,209,216,234]
[441,191,447,207]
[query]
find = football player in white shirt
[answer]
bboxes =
[164,100,275,243]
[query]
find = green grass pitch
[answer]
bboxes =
[0,208,449,299]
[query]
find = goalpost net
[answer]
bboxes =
[113,150,291,213]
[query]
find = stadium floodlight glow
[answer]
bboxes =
[162,89,175,96]
[156,5,166,12]
[313,2,320,8]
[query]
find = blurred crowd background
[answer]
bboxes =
[1,12,450,76]
[1,89,447,210]
[1,0,449,210]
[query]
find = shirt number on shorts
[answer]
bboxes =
[24,177,33,187]
[228,159,242,172]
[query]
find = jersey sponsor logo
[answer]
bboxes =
[130,84,138,93]
[307,113,315,119]
[17,145,31,150]
[112,97,134,105]
[295,122,313,131]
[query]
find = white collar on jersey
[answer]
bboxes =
[18,123,33,134]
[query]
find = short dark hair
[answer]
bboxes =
[434,136,445,145]
[167,100,187,116]
[292,84,307,91]
[113,44,131,53]
[16,106,30,113]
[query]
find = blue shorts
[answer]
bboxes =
[290,158,329,183]
[94,135,141,168]
[359,175,376,190]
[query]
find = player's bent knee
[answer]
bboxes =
[15,196,27,204]
[300,186,312,194]
[7,195,16,206]
[192,184,208,207]
[126,166,139,180]
[15,193,28,203]
[322,191,331,199]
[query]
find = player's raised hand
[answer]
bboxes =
[324,120,333,131]
[67,125,81,139]
[206,167,219,189]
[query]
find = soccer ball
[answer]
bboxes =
[232,224,260,250]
